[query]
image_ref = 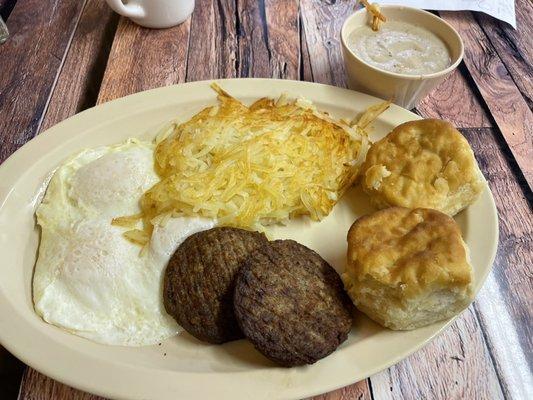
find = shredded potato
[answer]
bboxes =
[353,100,391,129]
[112,213,143,228]
[128,84,372,237]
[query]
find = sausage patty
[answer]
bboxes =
[233,240,353,367]
[163,227,268,344]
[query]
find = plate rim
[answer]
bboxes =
[0,78,499,400]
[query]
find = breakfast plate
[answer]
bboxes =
[0,79,498,400]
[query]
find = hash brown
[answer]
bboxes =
[137,83,369,235]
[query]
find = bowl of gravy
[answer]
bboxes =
[341,6,463,109]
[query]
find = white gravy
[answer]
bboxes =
[348,21,451,75]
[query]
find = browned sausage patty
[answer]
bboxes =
[233,240,353,367]
[163,227,268,344]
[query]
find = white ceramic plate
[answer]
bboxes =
[0,79,498,400]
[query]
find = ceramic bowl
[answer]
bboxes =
[341,6,464,109]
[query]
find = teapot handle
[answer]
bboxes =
[105,0,146,18]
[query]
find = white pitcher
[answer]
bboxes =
[105,0,195,29]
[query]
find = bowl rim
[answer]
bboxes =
[340,5,464,80]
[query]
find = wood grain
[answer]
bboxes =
[235,0,271,77]
[462,127,533,400]
[0,0,87,164]
[97,16,191,104]
[40,0,119,131]
[416,66,493,128]
[476,0,533,109]
[264,0,300,79]
[440,11,533,190]
[371,307,504,399]
[309,380,371,400]
[18,368,104,400]
[185,0,237,81]
[187,0,300,80]
[299,6,314,83]
[299,0,353,87]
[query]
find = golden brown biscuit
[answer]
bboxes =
[361,119,485,216]
[342,207,474,330]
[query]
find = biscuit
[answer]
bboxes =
[163,227,268,344]
[343,207,474,330]
[234,240,353,367]
[361,119,485,216]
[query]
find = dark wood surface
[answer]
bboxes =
[0,1,531,399]
[440,10,533,191]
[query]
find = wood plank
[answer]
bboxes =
[462,127,533,400]
[299,0,353,87]
[309,380,371,400]
[18,368,104,400]
[40,0,119,131]
[97,16,191,104]
[190,0,296,80]
[416,66,493,128]
[185,0,237,81]
[475,0,533,109]
[299,6,314,83]
[186,0,300,81]
[0,0,87,164]
[440,11,533,190]
[372,307,504,399]
[264,0,300,79]
[235,0,271,77]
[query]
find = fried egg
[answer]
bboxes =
[33,139,215,346]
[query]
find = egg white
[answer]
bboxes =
[33,139,215,346]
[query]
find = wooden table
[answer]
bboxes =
[1,1,531,399]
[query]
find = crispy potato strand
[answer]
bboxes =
[353,100,391,129]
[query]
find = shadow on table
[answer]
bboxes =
[0,345,25,399]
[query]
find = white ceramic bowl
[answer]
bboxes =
[341,6,464,109]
